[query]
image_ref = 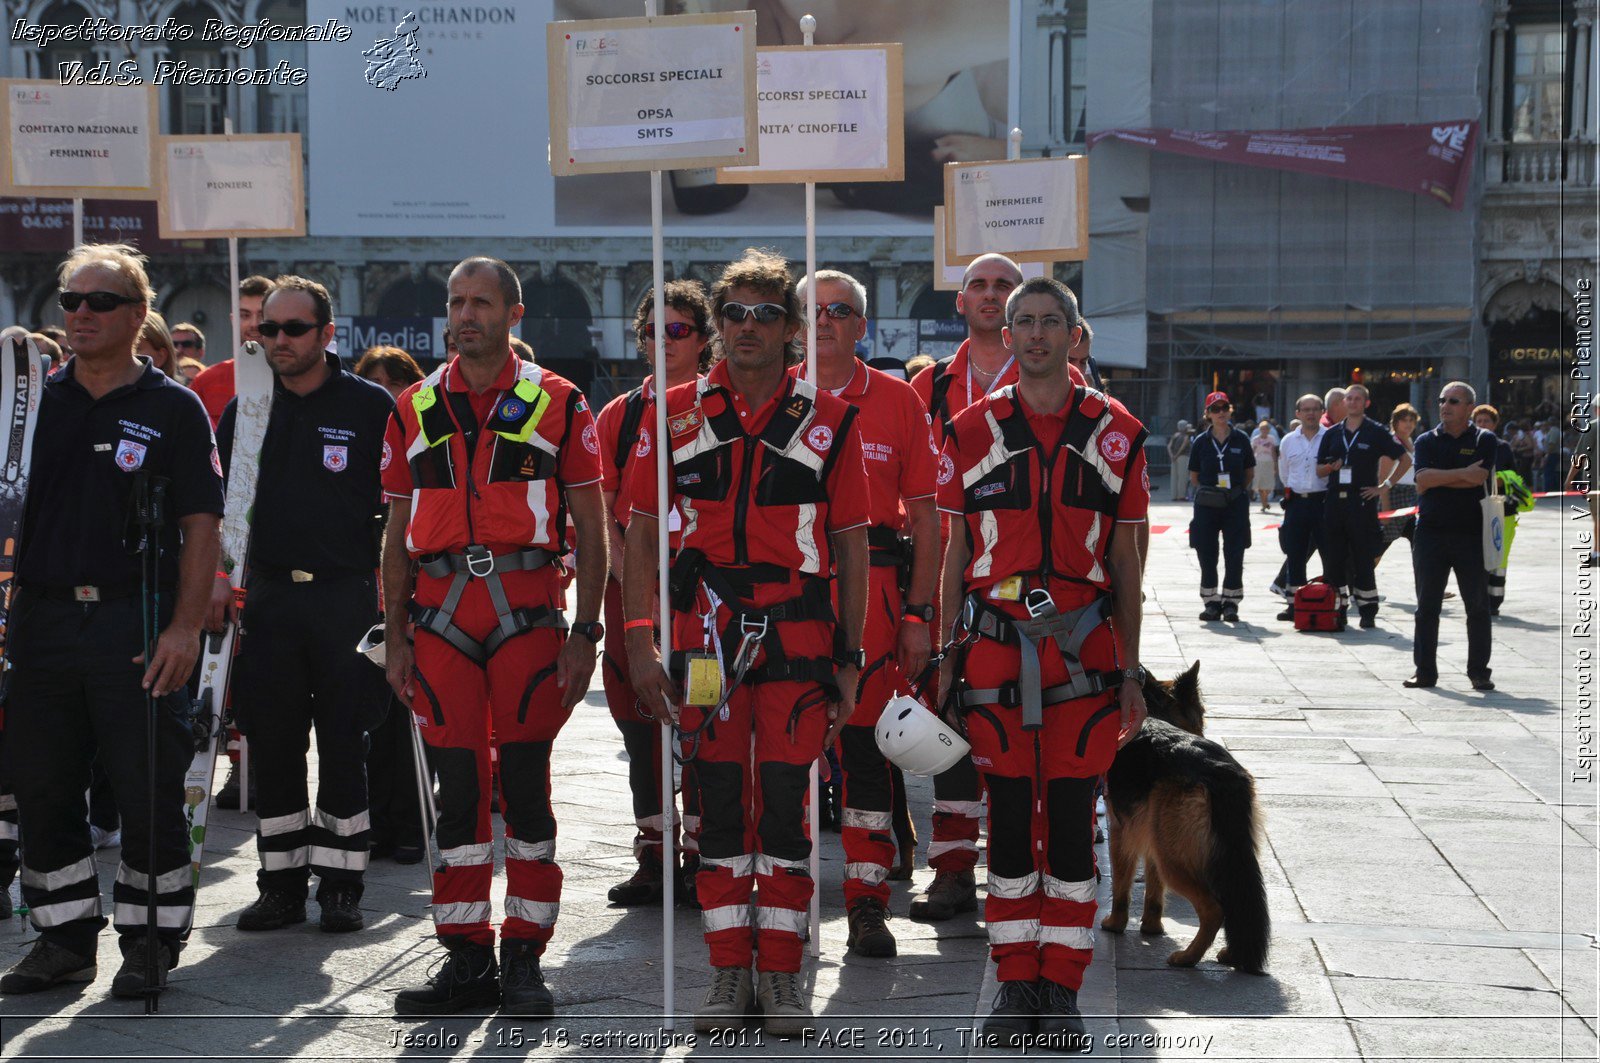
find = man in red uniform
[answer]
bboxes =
[937,277,1149,1048]
[624,249,869,1037]
[797,269,938,958]
[597,280,713,907]
[380,257,607,1017]
[906,252,1024,921]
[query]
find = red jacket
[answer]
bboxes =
[627,361,869,576]
[382,353,601,556]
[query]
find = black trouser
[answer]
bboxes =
[4,592,194,958]
[1278,491,1326,590]
[1190,496,1251,605]
[234,573,383,900]
[366,695,422,851]
[1323,490,1383,614]
[1412,526,1492,681]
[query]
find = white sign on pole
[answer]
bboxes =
[158,135,305,238]
[943,155,1089,264]
[933,206,1051,290]
[0,80,158,199]
[717,44,903,184]
[547,11,759,175]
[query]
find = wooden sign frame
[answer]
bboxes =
[0,79,159,200]
[933,206,1053,290]
[547,11,759,177]
[942,155,1090,265]
[716,43,904,185]
[157,134,306,239]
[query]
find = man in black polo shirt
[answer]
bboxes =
[1,244,223,999]
[211,276,394,933]
[1316,384,1409,628]
[1407,381,1497,691]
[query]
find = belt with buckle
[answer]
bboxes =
[30,583,139,604]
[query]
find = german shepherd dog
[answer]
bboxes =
[1099,662,1271,973]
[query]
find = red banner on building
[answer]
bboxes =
[1087,121,1477,209]
[0,197,195,253]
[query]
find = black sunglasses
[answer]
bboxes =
[258,320,320,338]
[58,290,141,313]
[642,321,696,341]
[173,338,203,350]
[720,302,787,324]
[812,302,857,319]
[1439,396,1465,405]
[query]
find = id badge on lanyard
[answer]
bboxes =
[1341,427,1358,486]
[1212,435,1231,490]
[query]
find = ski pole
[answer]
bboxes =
[403,685,438,900]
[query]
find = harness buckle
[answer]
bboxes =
[739,612,770,642]
[463,544,495,579]
[1024,587,1057,619]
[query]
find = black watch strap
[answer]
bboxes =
[572,621,604,643]
[903,602,934,623]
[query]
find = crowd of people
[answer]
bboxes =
[0,236,1568,1045]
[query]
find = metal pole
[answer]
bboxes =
[222,117,246,809]
[405,705,439,900]
[800,10,822,961]
[71,199,83,246]
[647,0,675,1031]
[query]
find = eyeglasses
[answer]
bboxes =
[812,302,858,320]
[1207,404,1230,413]
[58,290,141,313]
[720,302,787,324]
[1439,396,1465,405]
[642,321,696,341]
[1009,314,1069,331]
[1297,404,1324,412]
[258,320,319,338]
[173,338,203,350]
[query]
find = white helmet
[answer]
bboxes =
[357,624,386,668]
[874,695,971,777]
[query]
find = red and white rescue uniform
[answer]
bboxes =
[382,352,601,954]
[627,361,869,973]
[937,381,1149,991]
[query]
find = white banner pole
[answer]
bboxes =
[71,199,83,246]
[799,11,823,961]
[221,115,247,808]
[646,0,676,1032]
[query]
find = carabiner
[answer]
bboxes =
[464,544,496,579]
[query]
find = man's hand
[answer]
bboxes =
[385,631,415,710]
[1117,677,1148,748]
[204,574,234,632]
[135,624,201,698]
[896,619,931,687]
[627,629,679,726]
[555,632,599,711]
[1360,483,1385,500]
[824,665,858,747]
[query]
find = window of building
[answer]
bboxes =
[170,3,227,134]
[37,2,93,82]
[257,0,309,133]
[1510,22,1568,142]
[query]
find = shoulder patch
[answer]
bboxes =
[211,446,223,478]
[380,440,393,471]
[582,423,600,455]
[1100,430,1130,462]
[635,427,651,458]
[937,452,956,486]
[806,424,834,453]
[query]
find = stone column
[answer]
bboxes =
[871,260,897,319]
[600,265,626,360]
[338,264,363,316]
[1571,6,1594,143]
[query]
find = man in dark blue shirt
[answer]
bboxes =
[212,276,395,935]
[1407,381,1498,691]
[1315,384,1409,628]
[2,244,223,1001]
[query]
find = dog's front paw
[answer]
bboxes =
[1216,946,1232,966]
[1099,912,1128,933]
[1139,919,1165,936]
[1166,947,1201,967]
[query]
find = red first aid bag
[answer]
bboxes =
[1294,579,1341,632]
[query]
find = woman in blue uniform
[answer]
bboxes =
[1188,392,1255,621]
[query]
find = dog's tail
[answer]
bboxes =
[1205,765,1270,974]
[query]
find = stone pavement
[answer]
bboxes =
[0,498,1594,1061]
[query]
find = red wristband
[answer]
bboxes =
[901,614,928,624]
[624,618,656,632]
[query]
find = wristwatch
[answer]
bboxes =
[571,620,605,643]
[903,603,934,623]
[1121,664,1148,685]
[834,648,866,670]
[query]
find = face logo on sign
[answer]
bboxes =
[582,424,600,455]
[211,446,223,477]
[937,453,956,486]
[806,425,834,452]
[115,439,147,472]
[635,427,652,459]
[380,440,393,471]
[1099,431,1130,462]
[323,445,348,472]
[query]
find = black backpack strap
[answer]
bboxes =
[613,386,648,473]
[929,356,957,434]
